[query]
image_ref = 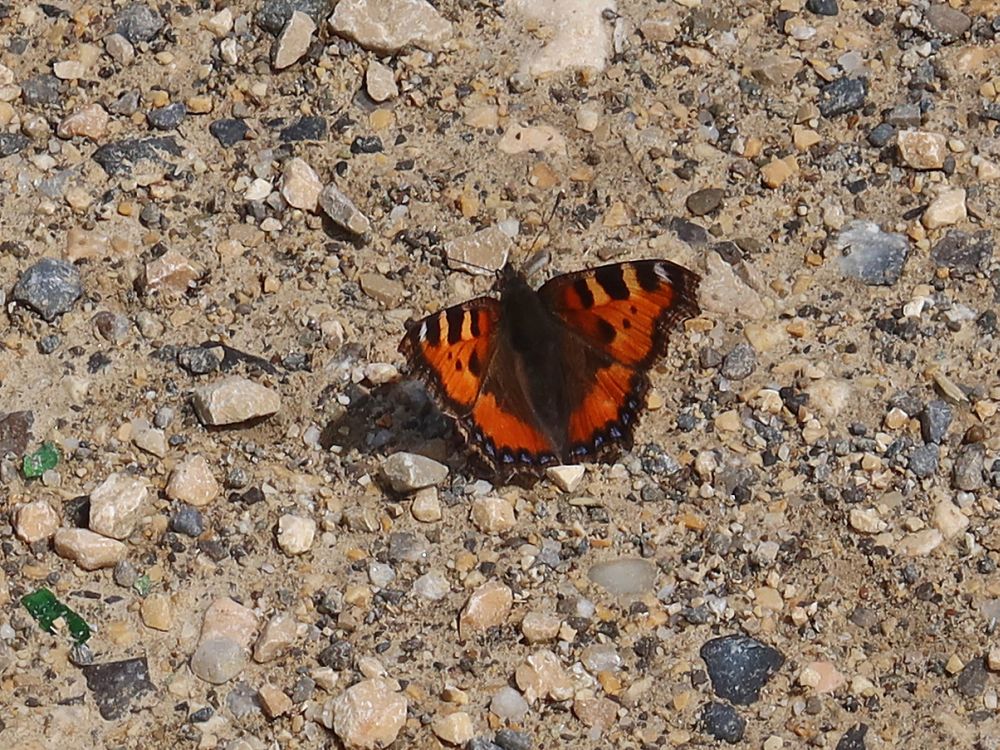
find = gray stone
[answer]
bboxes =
[147,103,187,131]
[113,3,165,43]
[720,344,756,380]
[13,258,83,321]
[20,74,61,106]
[702,701,746,743]
[257,0,334,35]
[92,136,182,176]
[0,411,33,456]
[931,230,993,272]
[953,444,985,491]
[920,400,952,444]
[818,77,868,118]
[834,220,909,286]
[81,657,155,720]
[0,133,29,158]
[381,452,448,493]
[908,443,939,479]
[700,634,785,705]
[686,188,725,217]
[956,656,987,697]
[170,504,205,536]
[587,558,657,598]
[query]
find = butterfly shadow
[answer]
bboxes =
[317,379,543,489]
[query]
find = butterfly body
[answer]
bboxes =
[400,259,700,474]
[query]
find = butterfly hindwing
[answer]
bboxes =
[398,298,500,416]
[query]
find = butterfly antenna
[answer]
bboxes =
[523,190,564,277]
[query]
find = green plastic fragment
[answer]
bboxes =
[22,442,60,478]
[132,575,151,597]
[21,588,92,644]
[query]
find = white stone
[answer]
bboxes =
[319,183,371,235]
[331,0,453,53]
[165,454,219,506]
[470,496,516,534]
[192,377,280,426]
[277,514,316,555]
[281,157,323,211]
[546,465,585,492]
[922,188,966,229]
[933,500,969,539]
[54,528,126,570]
[15,500,60,543]
[365,60,399,102]
[332,678,407,749]
[273,11,316,70]
[89,472,149,540]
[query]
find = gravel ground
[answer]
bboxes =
[1,0,999,748]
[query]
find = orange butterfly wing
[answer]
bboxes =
[539,260,700,454]
[399,300,500,415]
[399,299,558,464]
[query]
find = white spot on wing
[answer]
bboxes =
[654,262,671,282]
[418,322,427,340]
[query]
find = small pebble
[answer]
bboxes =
[12,258,83,322]
[702,701,746,744]
[459,581,513,639]
[192,377,281,426]
[587,558,657,598]
[170,504,205,537]
[14,500,60,543]
[54,529,126,570]
[277,514,316,555]
[332,678,407,749]
[272,11,316,69]
[254,613,298,663]
[147,103,187,131]
[700,634,785,705]
[382,452,449,493]
[89,472,149,540]
[165,454,219,506]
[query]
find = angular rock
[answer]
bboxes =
[700,634,785,705]
[470,496,516,534]
[273,11,316,69]
[0,411,34,456]
[82,657,155,720]
[12,258,83,322]
[257,0,334,35]
[92,136,182,177]
[57,103,109,140]
[702,701,746,744]
[89,473,148,540]
[332,678,407,749]
[444,225,511,275]
[922,188,966,230]
[515,649,574,703]
[896,130,947,170]
[165,454,219,506]
[318,183,371,234]
[277,514,316,555]
[330,0,453,53]
[365,61,399,102]
[192,377,281,426]
[382,452,448,493]
[54,529,127,570]
[281,157,323,211]
[15,500,60,543]
[931,230,993,272]
[113,3,165,43]
[254,613,298,663]
[833,220,909,286]
[818,77,867,118]
[459,580,513,639]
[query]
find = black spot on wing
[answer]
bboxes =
[470,309,481,337]
[446,307,465,345]
[596,317,617,343]
[468,349,482,376]
[595,264,629,300]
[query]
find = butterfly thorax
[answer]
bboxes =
[496,274,573,451]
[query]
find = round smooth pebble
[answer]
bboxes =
[410,487,442,522]
[491,687,529,721]
[332,678,407,749]
[922,188,966,229]
[277,514,316,555]
[702,701,746,743]
[413,571,450,601]
[190,637,247,684]
[587,558,657,598]
[382,452,449,493]
[365,61,399,102]
[520,612,560,644]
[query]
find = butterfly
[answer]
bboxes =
[399,259,701,473]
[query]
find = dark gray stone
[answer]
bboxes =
[113,3,165,43]
[919,400,952,444]
[956,656,988,697]
[257,0,334,35]
[818,77,868,118]
[13,258,83,321]
[81,657,155,720]
[700,634,785,705]
[702,701,746,744]
[686,188,724,216]
[209,118,248,147]
[278,116,327,142]
[836,724,868,750]
[805,0,838,16]
[170,504,205,536]
[21,74,61,106]
[147,103,187,131]
[0,411,33,456]
[866,123,894,147]
[908,443,939,479]
[931,230,993,272]
[494,729,533,750]
[0,133,29,157]
[178,346,222,375]
[720,344,756,381]
[92,136,182,176]
[886,103,922,128]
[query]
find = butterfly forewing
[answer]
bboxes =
[398,298,500,416]
[538,259,700,368]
